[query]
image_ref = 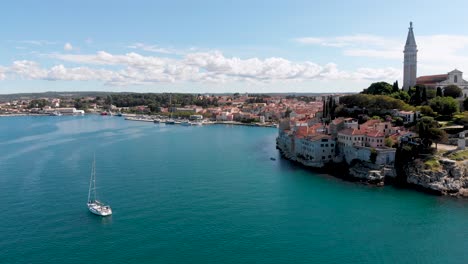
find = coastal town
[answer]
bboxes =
[2,22,468,196]
[0,92,343,126]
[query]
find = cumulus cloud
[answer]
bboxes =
[2,51,400,85]
[296,33,468,74]
[64,43,73,51]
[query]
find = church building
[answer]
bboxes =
[402,22,468,97]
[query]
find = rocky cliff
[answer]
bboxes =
[348,161,396,186]
[405,158,468,196]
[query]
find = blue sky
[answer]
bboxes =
[1,0,468,93]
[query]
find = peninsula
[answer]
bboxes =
[276,23,468,196]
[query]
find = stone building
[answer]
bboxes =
[416,69,468,97]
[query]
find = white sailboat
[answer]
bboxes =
[87,155,112,216]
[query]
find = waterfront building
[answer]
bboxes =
[294,134,336,167]
[43,107,84,115]
[403,22,418,91]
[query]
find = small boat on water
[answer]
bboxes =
[166,119,175,125]
[181,121,191,126]
[154,119,161,124]
[87,155,112,217]
[270,157,276,161]
[116,112,123,117]
[100,111,108,116]
[49,111,62,116]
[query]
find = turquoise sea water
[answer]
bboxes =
[0,115,467,264]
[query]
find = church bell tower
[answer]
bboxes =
[403,22,418,91]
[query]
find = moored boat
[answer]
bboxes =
[87,155,112,216]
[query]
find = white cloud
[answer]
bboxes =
[2,51,400,86]
[128,43,181,55]
[10,60,48,79]
[296,33,468,75]
[64,43,73,51]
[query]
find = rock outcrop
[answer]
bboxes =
[405,158,468,196]
[348,161,396,185]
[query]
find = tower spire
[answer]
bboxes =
[405,22,417,48]
[403,22,418,91]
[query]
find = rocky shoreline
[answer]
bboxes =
[278,145,468,197]
[404,158,468,196]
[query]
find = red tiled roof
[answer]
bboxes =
[361,119,380,129]
[416,74,448,85]
[307,134,332,141]
[366,130,385,138]
[339,128,366,136]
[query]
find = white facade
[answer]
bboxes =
[340,145,396,165]
[294,136,336,166]
[397,110,415,123]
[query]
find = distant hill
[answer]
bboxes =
[0,91,120,101]
[0,91,355,102]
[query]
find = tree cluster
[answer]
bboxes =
[106,93,220,109]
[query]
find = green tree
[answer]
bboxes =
[385,137,395,147]
[443,85,462,98]
[28,99,49,109]
[418,105,436,117]
[362,82,393,95]
[453,112,468,126]
[392,81,399,93]
[436,87,443,97]
[410,85,422,105]
[428,128,448,149]
[74,98,83,109]
[417,116,448,149]
[464,97,468,111]
[426,88,437,100]
[429,96,459,116]
[339,94,411,112]
[390,90,410,103]
[422,87,428,103]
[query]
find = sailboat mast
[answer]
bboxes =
[93,156,97,201]
[88,156,94,203]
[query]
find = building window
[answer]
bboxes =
[454,75,458,83]
[328,155,331,158]
[322,156,325,159]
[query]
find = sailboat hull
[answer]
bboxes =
[88,202,112,216]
